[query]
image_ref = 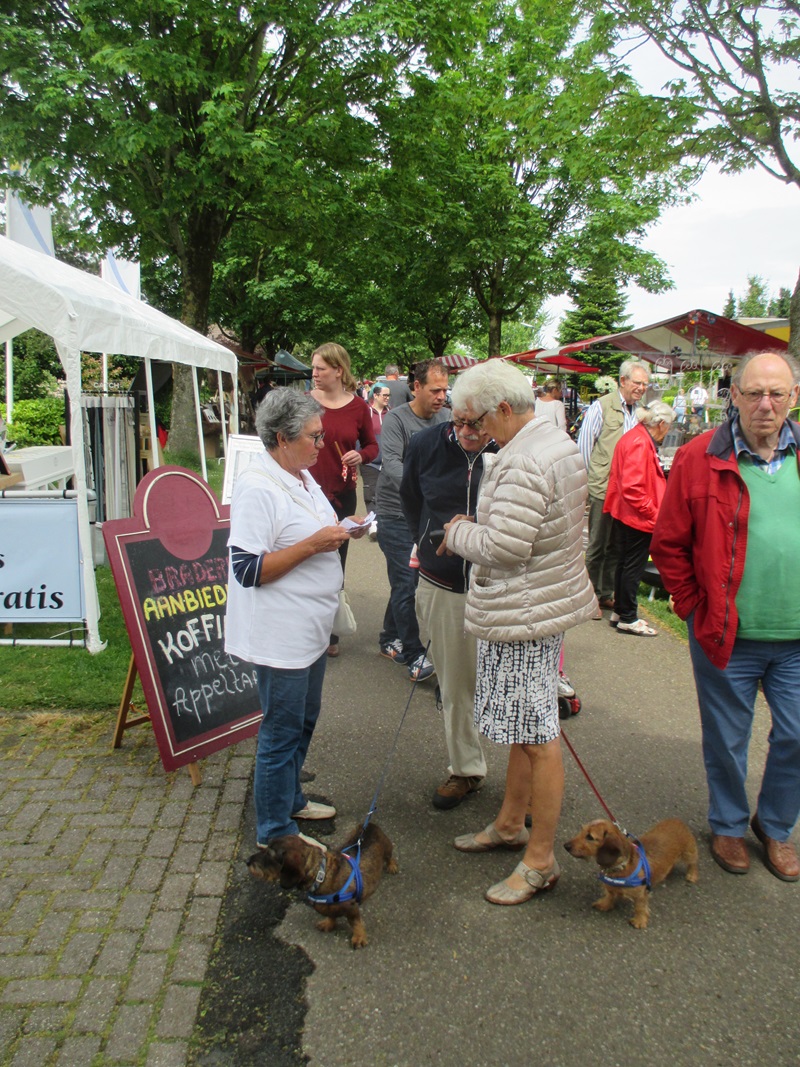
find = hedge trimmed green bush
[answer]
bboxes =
[2,398,65,447]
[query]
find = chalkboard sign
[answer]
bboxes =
[103,466,261,771]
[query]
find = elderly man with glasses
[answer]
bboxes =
[652,351,800,883]
[400,406,498,809]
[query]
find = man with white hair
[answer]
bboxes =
[577,359,651,618]
[652,351,800,882]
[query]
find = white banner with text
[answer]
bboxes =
[0,498,85,622]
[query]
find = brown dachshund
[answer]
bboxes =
[247,822,398,948]
[564,818,698,929]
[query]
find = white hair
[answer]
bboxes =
[637,400,676,427]
[451,360,534,415]
[619,359,651,382]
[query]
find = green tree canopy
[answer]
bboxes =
[722,275,793,318]
[0,0,442,448]
[373,0,698,357]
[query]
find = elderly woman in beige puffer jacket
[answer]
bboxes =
[439,360,596,906]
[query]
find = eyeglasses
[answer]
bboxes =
[453,410,490,430]
[737,389,793,406]
[304,431,326,445]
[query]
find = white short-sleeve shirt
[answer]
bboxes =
[225,450,342,669]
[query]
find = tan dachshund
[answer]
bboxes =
[564,818,698,929]
[247,822,398,948]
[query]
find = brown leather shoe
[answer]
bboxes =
[432,774,484,811]
[751,814,800,882]
[598,597,615,610]
[710,834,749,874]
[591,605,604,620]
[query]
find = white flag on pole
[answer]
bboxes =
[5,190,55,257]
[101,249,140,299]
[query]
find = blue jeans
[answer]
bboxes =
[377,516,423,663]
[688,618,800,840]
[254,652,327,845]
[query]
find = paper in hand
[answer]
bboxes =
[340,511,376,531]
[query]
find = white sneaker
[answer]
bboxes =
[557,673,575,698]
[292,801,336,820]
[256,832,327,852]
[298,832,328,852]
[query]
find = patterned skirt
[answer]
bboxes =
[474,634,564,745]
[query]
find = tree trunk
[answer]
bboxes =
[167,228,218,457]
[487,310,502,358]
[789,267,800,360]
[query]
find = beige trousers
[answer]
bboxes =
[416,579,486,779]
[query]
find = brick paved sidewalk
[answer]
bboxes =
[0,714,252,1066]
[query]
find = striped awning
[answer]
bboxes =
[440,353,478,369]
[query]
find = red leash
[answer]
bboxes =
[560,726,620,826]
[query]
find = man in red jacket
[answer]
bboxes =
[651,352,800,882]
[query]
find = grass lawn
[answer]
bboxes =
[0,454,227,714]
[638,584,689,641]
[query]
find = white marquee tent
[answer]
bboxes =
[0,235,239,652]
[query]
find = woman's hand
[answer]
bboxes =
[344,515,369,540]
[308,525,351,553]
[436,514,474,556]
[340,449,362,467]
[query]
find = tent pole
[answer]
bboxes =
[192,366,208,483]
[231,364,239,433]
[56,340,105,654]
[5,338,12,424]
[217,369,229,461]
[144,358,160,471]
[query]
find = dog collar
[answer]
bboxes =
[598,839,652,892]
[311,854,327,892]
[307,847,364,906]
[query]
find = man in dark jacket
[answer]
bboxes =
[651,351,800,882]
[400,411,497,809]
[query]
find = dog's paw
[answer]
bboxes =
[350,932,368,949]
[387,856,399,875]
[629,915,649,930]
[316,917,336,934]
[592,896,615,912]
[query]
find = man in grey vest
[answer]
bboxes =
[577,360,651,618]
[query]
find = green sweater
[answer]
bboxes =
[736,456,800,640]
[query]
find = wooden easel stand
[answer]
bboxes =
[113,653,202,785]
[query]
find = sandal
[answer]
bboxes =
[454,822,530,853]
[616,619,657,637]
[484,859,561,905]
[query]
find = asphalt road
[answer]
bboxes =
[197,522,800,1067]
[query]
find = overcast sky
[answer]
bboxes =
[541,22,799,349]
[541,164,799,348]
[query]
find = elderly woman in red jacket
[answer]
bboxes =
[603,400,676,636]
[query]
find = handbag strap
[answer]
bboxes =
[246,464,331,527]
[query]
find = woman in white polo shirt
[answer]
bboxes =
[226,389,359,847]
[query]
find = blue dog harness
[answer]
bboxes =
[306,844,364,906]
[598,837,652,892]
